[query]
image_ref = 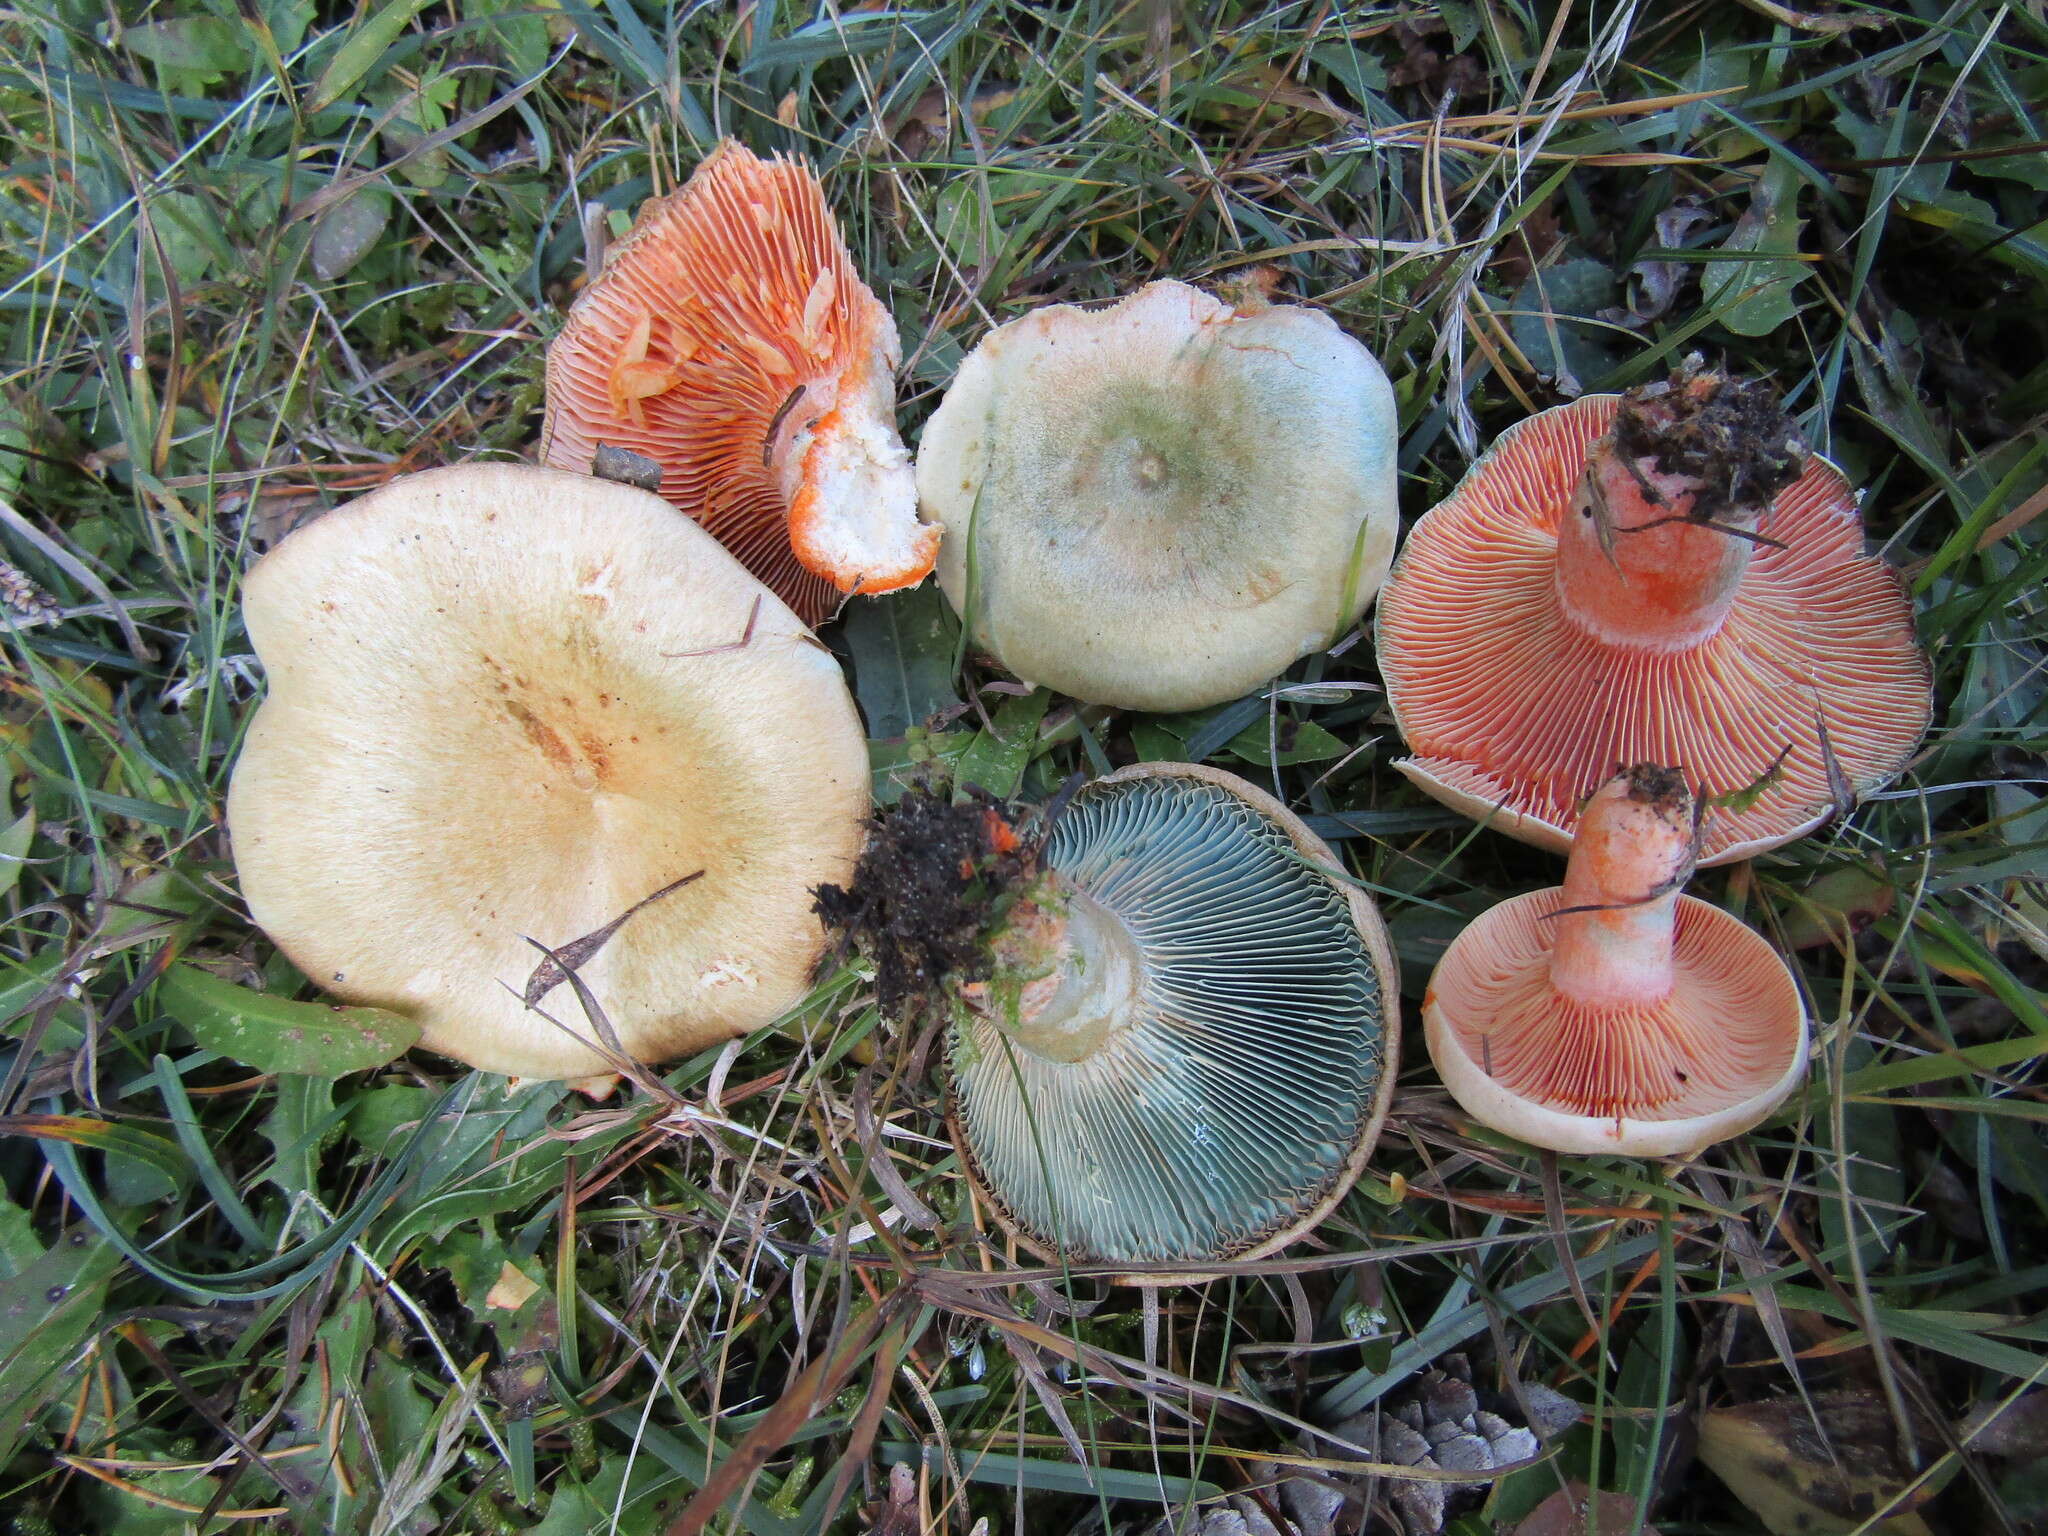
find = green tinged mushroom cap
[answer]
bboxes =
[915,281,1400,712]
[948,766,1397,1270]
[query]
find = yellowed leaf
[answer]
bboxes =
[485,1261,540,1313]
[1698,1393,1949,1536]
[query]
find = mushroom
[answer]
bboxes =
[914,280,1400,712]
[821,763,1399,1272]
[1425,765,1807,1157]
[226,463,868,1079]
[541,140,936,628]
[953,764,1400,1271]
[1374,363,1931,865]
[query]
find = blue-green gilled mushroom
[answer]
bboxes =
[941,763,1399,1273]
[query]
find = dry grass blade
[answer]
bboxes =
[520,869,705,1008]
[663,1289,909,1536]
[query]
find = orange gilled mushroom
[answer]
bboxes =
[542,140,937,627]
[1375,363,1932,865]
[1425,765,1807,1157]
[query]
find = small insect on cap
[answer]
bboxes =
[1424,766,1808,1157]
[945,763,1400,1274]
[915,280,1401,712]
[542,141,937,628]
[1375,364,1931,864]
[226,464,869,1079]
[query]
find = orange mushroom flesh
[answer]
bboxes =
[542,141,937,627]
[1375,363,1931,865]
[1424,766,1807,1157]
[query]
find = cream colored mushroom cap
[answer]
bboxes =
[917,280,1399,712]
[226,464,868,1079]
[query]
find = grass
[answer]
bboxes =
[0,0,2044,1532]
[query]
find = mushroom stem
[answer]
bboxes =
[1547,766,1696,1009]
[958,877,1144,1065]
[1554,452,1759,648]
[1553,365,1804,652]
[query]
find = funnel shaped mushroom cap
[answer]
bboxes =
[1424,889,1807,1157]
[918,280,1399,712]
[1375,393,1931,864]
[947,763,1398,1271]
[541,141,935,628]
[227,464,868,1079]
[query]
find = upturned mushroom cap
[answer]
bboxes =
[1375,383,1931,865]
[946,762,1399,1273]
[916,280,1400,712]
[226,463,868,1079]
[1424,767,1807,1157]
[542,140,936,627]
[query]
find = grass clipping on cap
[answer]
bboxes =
[813,785,1045,1021]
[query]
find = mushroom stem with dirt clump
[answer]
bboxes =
[542,140,936,627]
[816,763,1400,1273]
[1375,360,1931,864]
[1425,765,1807,1157]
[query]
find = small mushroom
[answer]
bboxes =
[944,763,1399,1271]
[1425,765,1807,1157]
[226,464,868,1079]
[1375,362,1931,864]
[542,140,936,628]
[915,280,1400,711]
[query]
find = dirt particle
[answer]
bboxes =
[1612,359,1805,523]
[505,699,574,769]
[1245,564,1290,603]
[814,784,1045,1020]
